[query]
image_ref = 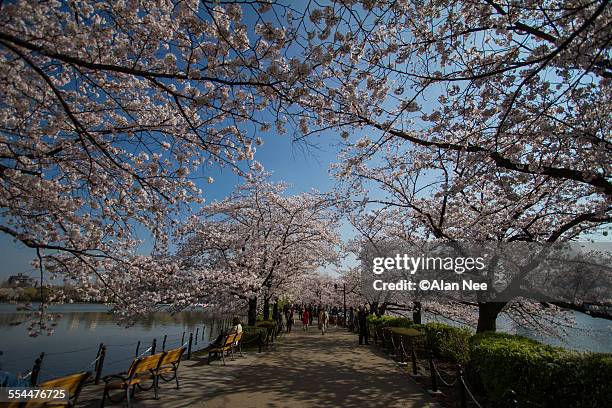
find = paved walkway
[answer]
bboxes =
[79,324,436,407]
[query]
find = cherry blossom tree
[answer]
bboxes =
[292,0,610,197]
[286,269,364,310]
[0,0,306,319]
[3,0,610,335]
[270,0,612,334]
[177,176,341,325]
[335,137,610,333]
[286,272,336,306]
[336,266,364,308]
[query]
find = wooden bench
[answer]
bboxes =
[207,333,236,365]
[7,371,90,408]
[101,352,164,408]
[155,346,185,390]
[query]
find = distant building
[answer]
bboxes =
[7,273,35,288]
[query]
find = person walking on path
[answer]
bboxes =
[357,305,369,345]
[331,306,338,327]
[319,307,329,335]
[278,309,285,333]
[302,309,310,331]
[347,306,354,331]
[286,308,295,333]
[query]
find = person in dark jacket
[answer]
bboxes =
[347,306,355,332]
[357,305,369,345]
[286,308,294,333]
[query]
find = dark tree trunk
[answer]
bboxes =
[371,301,379,316]
[248,297,257,326]
[379,302,388,316]
[263,296,270,321]
[476,302,506,333]
[413,301,422,324]
[272,300,279,321]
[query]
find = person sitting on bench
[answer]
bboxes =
[205,317,242,350]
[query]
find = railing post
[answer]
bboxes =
[135,340,141,357]
[94,344,106,385]
[151,338,157,355]
[195,328,199,345]
[30,352,45,386]
[202,325,205,340]
[457,364,467,408]
[411,346,419,376]
[506,390,518,408]
[181,331,185,345]
[427,350,441,395]
[162,334,167,351]
[187,332,193,359]
[390,333,398,359]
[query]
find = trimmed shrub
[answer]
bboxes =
[367,314,413,329]
[366,315,470,363]
[470,332,612,408]
[414,322,472,364]
[255,320,277,329]
[387,317,413,327]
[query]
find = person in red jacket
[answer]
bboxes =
[302,309,310,331]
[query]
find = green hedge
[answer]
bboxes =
[364,317,612,406]
[255,320,278,329]
[366,315,471,363]
[470,332,612,408]
[367,314,413,330]
[414,322,472,364]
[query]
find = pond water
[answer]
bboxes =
[499,311,612,353]
[0,303,235,382]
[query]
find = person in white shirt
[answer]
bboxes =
[230,317,242,334]
[318,308,329,335]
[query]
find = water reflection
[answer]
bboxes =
[498,311,612,353]
[0,303,234,382]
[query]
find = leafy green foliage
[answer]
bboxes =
[367,314,413,329]
[414,322,472,364]
[470,332,612,408]
[255,320,278,329]
[366,315,471,363]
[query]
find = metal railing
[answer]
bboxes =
[23,325,211,386]
[357,326,519,408]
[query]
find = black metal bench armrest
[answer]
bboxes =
[102,373,128,383]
